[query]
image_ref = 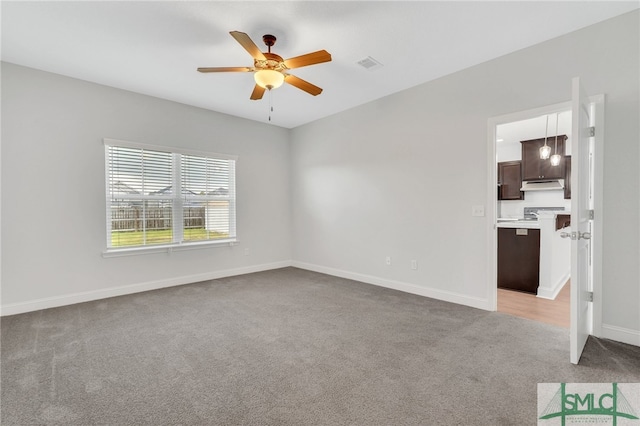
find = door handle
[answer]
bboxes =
[560,231,590,240]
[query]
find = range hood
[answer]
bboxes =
[520,179,564,191]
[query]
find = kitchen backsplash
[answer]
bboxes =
[499,190,571,218]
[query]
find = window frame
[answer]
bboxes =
[103,138,238,257]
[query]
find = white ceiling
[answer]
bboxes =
[2,1,637,129]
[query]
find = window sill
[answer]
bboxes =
[102,239,238,258]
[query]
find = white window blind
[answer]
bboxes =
[105,140,237,250]
[181,154,236,243]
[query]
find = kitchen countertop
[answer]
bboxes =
[496,220,541,229]
[496,211,570,229]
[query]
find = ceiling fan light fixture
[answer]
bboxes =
[254,69,284,90]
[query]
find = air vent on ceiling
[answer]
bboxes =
[357,56,383,71]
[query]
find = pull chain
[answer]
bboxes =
[268,89,274,122]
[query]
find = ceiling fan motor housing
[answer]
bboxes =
[255,52,286,72]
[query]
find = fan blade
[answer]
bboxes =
[283,50,332,69]
[230,31,267,61]
[250,84,266,100]
[284,74,323,96]
[197,67,253,73]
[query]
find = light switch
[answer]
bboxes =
[472,205,485,217]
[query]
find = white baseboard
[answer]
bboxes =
[0,260,292,316]
[601,323,640,347]
[6,259,637,348]
[292,261,491,311]
[537,273,570,300]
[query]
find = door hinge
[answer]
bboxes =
[588,209,595,220]
[588,126,595,137]
[587,291,594,302]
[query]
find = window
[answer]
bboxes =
[104,139,236,251]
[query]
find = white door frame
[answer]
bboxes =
[486,98,603,338]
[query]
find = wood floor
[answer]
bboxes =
[497,281,570,328]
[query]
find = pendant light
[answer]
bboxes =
[550,113,562,166]
[539,115,551,159]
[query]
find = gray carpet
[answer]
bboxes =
[1,267,639,425]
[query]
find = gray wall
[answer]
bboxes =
[1,63,292,312]
[291,11,639,342]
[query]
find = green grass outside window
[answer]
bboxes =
[111,228,228,247]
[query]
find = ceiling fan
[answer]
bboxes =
[197,31,331,100]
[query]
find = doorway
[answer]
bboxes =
[495,111,572,328]
[486,89,604,363]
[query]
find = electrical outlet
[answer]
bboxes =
[385,256,392,266]
[411,260,417,270]
[244,248,250,256]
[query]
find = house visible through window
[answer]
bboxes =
[104,139,236,250]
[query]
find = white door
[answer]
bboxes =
[569,77,594,364]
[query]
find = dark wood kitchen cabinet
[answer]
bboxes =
[497,227,540,294]
[497,161,524,200]
[556,214,571,231]
[521,135,567,181]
